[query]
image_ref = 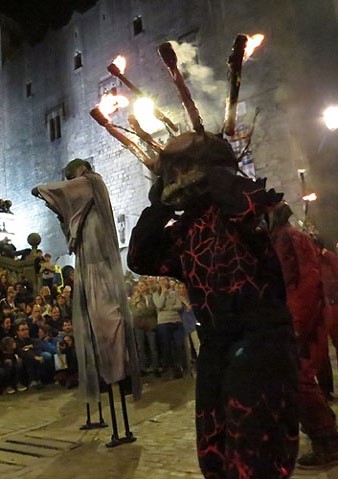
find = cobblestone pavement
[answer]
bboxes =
[0,372,338,479]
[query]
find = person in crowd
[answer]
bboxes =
[61,286,72,313]
[177,282,200,365]
[56,293,71,319]
[0,286,17,315]
[34,249,44,274]
[26,304,45,338]
[54,334,78,389]
[270,202,338,467]
[46,306,63,336]
[146,276,159,294]
[0,316,15,339]
[40,253,55,291]
[129,279,159,375]
[56,319,74,341]
[15,322,47,389]
[152,276,185,379]
[63,268,74,294]
[39,286,53,306]
[124,271,137,298]
[0,336,27,394]
[0,273,9,299]
[34,294,52,318]
[37,325,57,383]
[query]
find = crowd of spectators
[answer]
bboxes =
[0,252,77,395]
[0,251,199,396]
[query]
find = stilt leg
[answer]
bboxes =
[80,401,108,430]
[105,385,121,447]
[105,382,137,447]
[118,381,135,440]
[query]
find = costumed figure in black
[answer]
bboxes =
[127,132,299,478]
[89,40,299,476]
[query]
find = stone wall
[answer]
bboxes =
[0,0,338,256]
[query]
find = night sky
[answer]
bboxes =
[0,0,98,43]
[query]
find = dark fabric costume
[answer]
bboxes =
[128,132,299,478]
[34,161,141,401]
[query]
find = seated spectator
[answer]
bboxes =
[26,304,45,338]
[56,319,74,342]
[0,336,27,394]
[61,286,72,313]
[55,293,71,319]
[0,273,9,299]
[39,286,53,307]
[37,325,56,383]
[63,268,74,293]
[0,286,17,315]
[54,335,78,389]
[0,316,15,339]
[46,306,63,336]
[34,294,52,318]
[15,322,48,389]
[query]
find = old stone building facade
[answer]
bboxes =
[1,0,338,261]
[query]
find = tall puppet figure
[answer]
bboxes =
[32,159,141,403]
[127,132,299,478]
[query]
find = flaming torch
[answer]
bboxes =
[158,42,204,135]
[107,55,178,133]
[90,107,155,170]
[224,33,264,137]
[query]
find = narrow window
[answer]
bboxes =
[133,16,143,36]
[26,82,32,98]
[55,115,61,139]
[74,51,83,70]
[49,116,62,142]
[49,118,55,142]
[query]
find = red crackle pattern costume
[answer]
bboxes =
[128,132,299,478]
[271,205,338,462]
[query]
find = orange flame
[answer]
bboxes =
[302,193,317,202]
[99,93,129,118]
[112,55,127,74]
[244,34,264,61]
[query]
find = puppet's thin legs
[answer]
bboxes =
[80,401,108,430]
[105,383,137,448]
[119,381,135,439]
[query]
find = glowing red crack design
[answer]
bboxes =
[197,394,297,478]
[179,206,268,319]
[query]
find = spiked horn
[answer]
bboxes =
[90,107,155,170]
[158,42,204,135]
[224,34,248,137]
[107,62,178,133]
[128,115,163,153]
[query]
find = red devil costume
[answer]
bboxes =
[128,132,299,479]
[270,203,338,468]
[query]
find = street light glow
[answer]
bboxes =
[323,105,338,131]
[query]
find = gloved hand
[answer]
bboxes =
[148,177,164,205]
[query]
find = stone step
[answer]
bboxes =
[0,448,35,467]
[0,434,80,474]
[9,435,79,451]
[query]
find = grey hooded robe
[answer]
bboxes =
[37,171,141,401]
